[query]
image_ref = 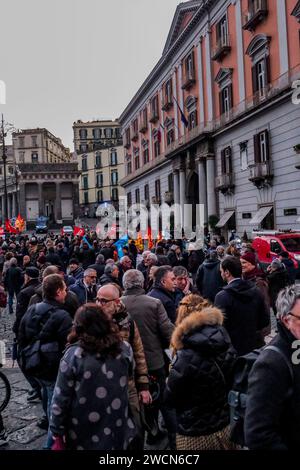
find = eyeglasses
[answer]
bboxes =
[96,297,118,304]
[288,312,300,321]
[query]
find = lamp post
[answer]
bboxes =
[1,114,8,223]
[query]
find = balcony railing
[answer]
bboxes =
[149,111,159,124]
[243,0,268,31]
[164,191,174,204]
[215,174,234,194]
[181,70,196,90]
[248,161,273,187]
[162,96,173,111]
[211,35,231,62]
[139,121,148,133]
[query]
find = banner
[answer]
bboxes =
[15,214,25,232]
[73,226,85,237]
[5,219,18,234]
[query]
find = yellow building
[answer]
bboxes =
[73,119,124,217]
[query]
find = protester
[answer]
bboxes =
[4,257,23,314]
[148,266,177,323]
[69,268,98,305]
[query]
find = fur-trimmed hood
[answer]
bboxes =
[171,307,231,355]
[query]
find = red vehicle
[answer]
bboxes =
[252,230,300,272]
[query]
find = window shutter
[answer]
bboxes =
[252,64,258,94]
[264,130,270,161]
[264,55,271,85]
[194,110,198,126]
[227,147,232,173]
[228,84,233,110]
[253,134,260,163]
[221,149,226,174]
[219,91,224,115]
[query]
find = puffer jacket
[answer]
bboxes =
[164,307,236,436]
[113,302,149,392]
[18,300,72,380]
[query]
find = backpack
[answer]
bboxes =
[228,345,294,447]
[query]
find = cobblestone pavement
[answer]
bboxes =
[0,305,46,450]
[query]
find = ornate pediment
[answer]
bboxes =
[162,1,202,55]
[214,68,233,85]
[246,34,271,57]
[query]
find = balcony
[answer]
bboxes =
[149,112,159,124]
[164,191,174,204]
[181,71,196,90]
[139,121,148,133]
[215,174,235,194]
[161,96,173,112]
[243,0,268,31]
[131,132,138,142]
[248,161,273,188]
[212,35,231,62]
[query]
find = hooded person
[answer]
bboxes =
[195,251,225,303]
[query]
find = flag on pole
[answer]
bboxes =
[15,214,25,232]
[114,234,129,259]
[146,227,153,250]
[73,226,85,237]
[5,219,17,234]
[82,235,92,249]
[173,95,189,128]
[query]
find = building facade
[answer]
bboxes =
[73,120,124,217]
[0,145,20,221]
[119,0,300,239]
[12,129,79,224]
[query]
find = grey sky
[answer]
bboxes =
[0,0,182,149]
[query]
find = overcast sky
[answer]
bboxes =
[0,0,183,149]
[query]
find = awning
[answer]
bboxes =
[249,206,273,225]
[216,210,235,228]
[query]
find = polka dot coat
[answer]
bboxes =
[50,342,136,450]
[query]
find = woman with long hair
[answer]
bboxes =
[50,303,136,450]
[165,297,237,450]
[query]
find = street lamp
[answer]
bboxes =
[0,114,18,223]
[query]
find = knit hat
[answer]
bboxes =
[240,252,256,266]
[271,258,283,270]
[25,267,39,279]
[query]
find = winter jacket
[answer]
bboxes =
[99,273,121,287]
[267,267,290,312]
[29,284,80,318]
[245,322,300,450]
[187,250,205,274]
[13,278,41,336]
[4,265,24,295]
[99,246,115,261]
[282,258,297,283]
[148,286,177,323]
[243,267,270,309]
[69,266,84,281]
[18,300,72,380]
[45,251,63,268]
[50,342,136,450]
[214,279,270,356]
[121,286,174,371]
[196,259,225,303]
[87,263,105,281]
[113,303,149,392]
[164,308,236,436]
[69,279,98,306]
[78,248,95,269]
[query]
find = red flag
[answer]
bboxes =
[5,219,18,234]
[147,227,153,250]
[15,214,25,232]
[73,226,85,237]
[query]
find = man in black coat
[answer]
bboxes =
[245,285,300,450]
[4,258,23,314]
[215,256,270,356]
[148,266,177,323]
[13,267,40,336]
[88,254,105,281]
[196,251,225,303]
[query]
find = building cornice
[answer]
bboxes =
[119,0,217,123]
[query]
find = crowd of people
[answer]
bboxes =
[0,228,299,451]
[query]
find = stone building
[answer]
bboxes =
[0,145,20,221]
[73,119,124,217]
[119,0,300,239]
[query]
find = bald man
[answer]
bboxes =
[97,284,151,449]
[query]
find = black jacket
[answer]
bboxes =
[188,250,205,274]
[14,278,41,336]
[78,248,95,269]
[245,322,300,450]
[267,267,290,312]
[214,279,270,356]
[29,285,80,318]
[99,273,121,287]
[164,308,236,436]
[196,259,225,303]
[18,300,72,381]
[148,286,176,323]
[88,263,105,281]
[4,266,24,295]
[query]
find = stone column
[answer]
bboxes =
[55,182,62,222]
[7,194,12,219]
[12,193,16,217]
[72,182,80,220]
[19,183,26,219]
[206,157,217,224]
[179,168,186,230]
[198,158,208,225]
[173,170,180,233]
[38,183,43,216]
